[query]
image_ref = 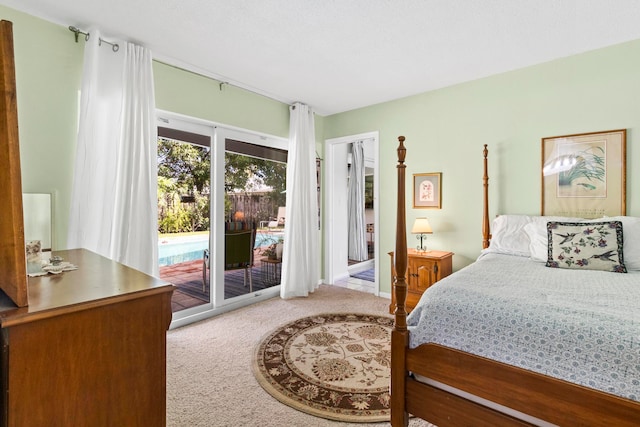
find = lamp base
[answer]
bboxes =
[416,234,428,252]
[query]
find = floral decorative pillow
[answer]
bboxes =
[546,221,626,273]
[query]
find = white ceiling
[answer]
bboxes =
[3,0,640,116]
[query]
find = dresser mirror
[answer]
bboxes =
[23,193,52,252]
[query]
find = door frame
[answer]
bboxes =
[324,131,379,294]
[211,126,288,307]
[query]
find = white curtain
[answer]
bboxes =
[348,141,367,261]
[68,30,158,276]
[280,103,320,298]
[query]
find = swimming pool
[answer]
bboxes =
[158,237,208,266]
[158,232,284,266]
[254,232,283,248]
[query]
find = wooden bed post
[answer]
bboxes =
[482,144,490,249]
[391,136,409,427]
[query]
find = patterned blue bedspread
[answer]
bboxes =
[407,251,640,401]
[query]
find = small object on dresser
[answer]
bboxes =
[25,240,43,275]
[49,255,63,265]
[25,240,42,262]
[43,263,64,274]
[39,257,78,275]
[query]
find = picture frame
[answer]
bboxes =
[413,172,442,209]
[541,129,626,218]
[364,175,374,209]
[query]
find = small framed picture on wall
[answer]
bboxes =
[413,172,442,209]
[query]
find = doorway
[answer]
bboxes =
[324,132,379,294]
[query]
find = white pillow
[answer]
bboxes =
[523,216,585,262]
[488,215,535,257]
[524,222,547,261]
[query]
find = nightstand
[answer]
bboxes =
[388,249,453,314]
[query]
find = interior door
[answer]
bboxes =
[324,132,380,293]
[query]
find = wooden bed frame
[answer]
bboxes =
[390,136,640,426]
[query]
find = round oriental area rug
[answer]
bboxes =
[252,313,394,423]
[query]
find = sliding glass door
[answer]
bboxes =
[157,124,212,314]
[213,127,288,305]
[156,113,287,327]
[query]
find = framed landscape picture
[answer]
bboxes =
[413,172,442,209]
[541,129,626,218]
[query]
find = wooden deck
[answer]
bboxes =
[161,256,281,313]
[161,260,206,312]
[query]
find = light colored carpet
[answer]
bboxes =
[167,284,436,427]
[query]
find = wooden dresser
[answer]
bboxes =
[388,249,453,314]
[0,249,174,427]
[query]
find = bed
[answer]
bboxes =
[390,137,640,426]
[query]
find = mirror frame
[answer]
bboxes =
[0,20,28,307]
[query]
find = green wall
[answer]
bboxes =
[325,39,640,292]
[153,62,290,137]
[4,6,83,251]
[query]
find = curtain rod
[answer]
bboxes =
[68,26,119,52]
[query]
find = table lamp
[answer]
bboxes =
[411,217,433,252]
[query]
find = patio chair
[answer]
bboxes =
[202,229,256,292]
[267,206,286,230]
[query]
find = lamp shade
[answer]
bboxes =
[411,217,433,234]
